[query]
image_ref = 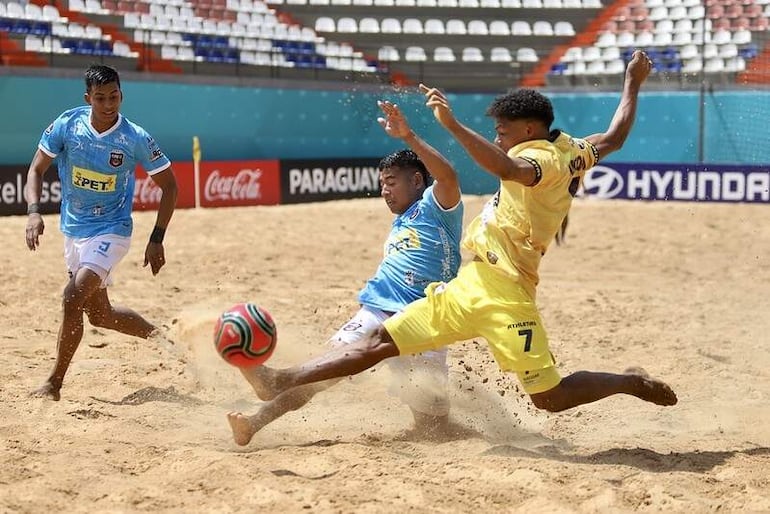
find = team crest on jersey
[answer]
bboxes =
[109,151,124,168]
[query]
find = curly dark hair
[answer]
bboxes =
[485,89,554,128]
[378,149,432,186]
[85,64,121,92]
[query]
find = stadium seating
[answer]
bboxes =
[0,0,766,89]
[544,0,770,87]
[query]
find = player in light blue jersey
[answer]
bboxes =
[226,99,464,446]
[24,64,178,401]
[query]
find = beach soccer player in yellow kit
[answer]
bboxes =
[241,50,677,416]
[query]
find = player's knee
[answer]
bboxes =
[369,327,400,361]
[61,285,86,313]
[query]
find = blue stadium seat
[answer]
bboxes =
[620,48,635,62]
[12,20,33,34]
[31,22,51,36]
[95,40,113,55]
[224,48,239,63]
[298,42,315,55]
[550,62,568,74]
[76,39,96,54]
[739,45,758,60]
[197,35,214,48]
[61,39,79,52]
[661,47,678,61]
[313,55,327,68]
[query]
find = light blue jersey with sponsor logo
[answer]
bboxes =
[359,185,463,314]
[38,106,171,238]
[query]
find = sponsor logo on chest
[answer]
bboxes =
[72,166,117,192]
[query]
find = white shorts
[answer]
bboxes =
[329,305,449,416]
[64,234,131,288]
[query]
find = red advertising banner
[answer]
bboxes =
[133,163,196,211]
[199,160,281,208]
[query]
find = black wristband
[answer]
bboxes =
[27,203,40,214]
[149,226,166,244]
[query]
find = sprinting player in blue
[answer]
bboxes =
[227,98,464,445]
[24,64,178,401]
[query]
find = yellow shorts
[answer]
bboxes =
[382,261,562,395]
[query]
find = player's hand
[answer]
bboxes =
[419,83,458,129]
[25,213,44,251]
[376,100,412,139]
[626,50,653,85]
[144,241,166,276]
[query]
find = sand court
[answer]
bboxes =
[1,196,769,512]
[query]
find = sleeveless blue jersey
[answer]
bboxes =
[38,106,171,238]
[359,185,464,313]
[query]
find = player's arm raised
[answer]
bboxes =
[376,100,461,209]
[419,83,538,186]
[24,149,54,251]
[584,50,652,161]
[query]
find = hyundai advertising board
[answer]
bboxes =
[582,163,770,203]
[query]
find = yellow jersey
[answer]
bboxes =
[462,130,599,298]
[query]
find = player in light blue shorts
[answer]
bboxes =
[24,64,178,401]
[227,99,464,446]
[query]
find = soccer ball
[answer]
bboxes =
[214,303,277,367]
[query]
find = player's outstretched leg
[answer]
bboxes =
[241,328,400,400]
[84,288,157,338]
[226,381,335,445]
[529,367,677,412]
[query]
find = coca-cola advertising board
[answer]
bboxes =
[133,163,196,211]
[200,160,281,208]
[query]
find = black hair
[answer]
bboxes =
[84,64,121,92]
[378,149,432,186]
[485,88,554,128]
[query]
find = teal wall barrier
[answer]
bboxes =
[1,75,767,195]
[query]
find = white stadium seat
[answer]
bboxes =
[315,17,336,32]
[359,17,379,33]
[381,18,402,33]
[516,47,538,62]
[424,19,446,34]
[405,46,427,61]
[462,47,484,62]
[490,47,512,62]
[434,46,456,62]
[402,18,423,34]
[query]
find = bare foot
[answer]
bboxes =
[31,381,61,401]
[239,366,279,401]
[625,368,678,406]
[227,412,257,446]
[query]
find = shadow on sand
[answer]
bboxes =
[482,444,770,473]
